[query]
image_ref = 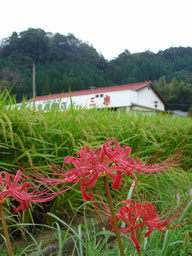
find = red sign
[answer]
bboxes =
[103,95,110,106]
[89,97,96,107]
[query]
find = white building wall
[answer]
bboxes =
[27,90,138,110]
[70,90,138,109]
[17,87,165,112]
[137,87,165,111]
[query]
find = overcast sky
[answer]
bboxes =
[1,0,191,60]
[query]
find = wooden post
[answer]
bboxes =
[33,63,36,110]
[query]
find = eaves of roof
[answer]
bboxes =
[150,84,168,106]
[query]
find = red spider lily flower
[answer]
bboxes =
[101,137,182,189]
[18,147,106,201]
[64,145,105,200]
[0,170,57,212]
[95,198,192,252]
[62,138,182,200]
[20,138,182,201]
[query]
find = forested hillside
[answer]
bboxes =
[0,28,192,111]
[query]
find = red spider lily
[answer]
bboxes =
[62,138,182,200]
[0,170,57,212]
[19,138,182,201]
[64,145,105,200]
[95,198,192,252]
[101,137,182,189]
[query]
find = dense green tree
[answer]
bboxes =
[0,29,192,111]
[155,78,192,111]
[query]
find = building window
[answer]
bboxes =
[100,94,104,97]
[95,94,99,98]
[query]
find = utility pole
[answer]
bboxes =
[32,63,36,110]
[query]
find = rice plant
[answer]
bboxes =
[0,91,191,255]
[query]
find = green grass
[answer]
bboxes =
[0,95,191,169]
[0,91,191,255]
[1,205,191,256]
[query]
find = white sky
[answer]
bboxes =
[0,0,192,60]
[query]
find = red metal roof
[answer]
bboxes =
[27,81,153,102]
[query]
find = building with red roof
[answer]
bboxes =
[24,81,167,112]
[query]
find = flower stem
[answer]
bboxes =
[0,203,14,256]
[103,176,125,256]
